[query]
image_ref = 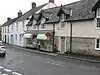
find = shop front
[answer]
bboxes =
[37,32,54,52]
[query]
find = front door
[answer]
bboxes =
[10,35,14,44]
[5,35,6,43]
[61,37,65,54]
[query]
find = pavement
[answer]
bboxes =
[8,44,100,63]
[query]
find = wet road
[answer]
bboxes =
[0,44,100,75]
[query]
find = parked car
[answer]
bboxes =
[0,41,6,57]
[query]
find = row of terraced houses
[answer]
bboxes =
[1,0,100,56]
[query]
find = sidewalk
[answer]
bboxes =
[58,53,100,63]
[5,43,100,63]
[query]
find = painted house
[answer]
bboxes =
[1,0,56,47]
[13,0,56,47]
[26,0,100,56]
[1,18,12,43]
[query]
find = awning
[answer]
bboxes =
[23,34,32,38]
[37,34,47,40]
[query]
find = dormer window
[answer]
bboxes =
[41,18,46,25]
[32,20,37,29]
[97,8,100,17]
[60,14,66,22]
[41,18,46,29]
[33,20,37,25]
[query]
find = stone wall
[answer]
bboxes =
[66,37,100,56]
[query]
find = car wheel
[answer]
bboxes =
[2,53,6,57]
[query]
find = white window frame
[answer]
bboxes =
[40,18,46,29]
[16,22,18,31]
[22,21,24,29]
[15,34,17,41]
[96,18,100,28]
[95,38,100,50]
[60,14,66,22]
[32,20,37,29]
[97,8,100,18]
[33,25,37,29]
[41,24,45,29]
[59,21,66,29]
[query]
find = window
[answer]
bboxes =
[33,25,36,29]
[97,8,100,17]
[15,34,17,41]
[5,27,6,33]
[16,22,18,31]
[97,18,100,27]
[19,35,21,44]
[33,20,37,29]
[60,21,65,28]
[33,20,37,25]
[22,21,24,29]
[11,25,13,30]
[96,39,100,50]
[41,24,45,29]
[41,18,46,25]
[8,26,9,33]
[60,14,66,22]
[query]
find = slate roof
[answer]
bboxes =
[2,17,19,27]
[27,0,99,26]
[46,0,99,23]
[92,0,100,11]
[16,3,48,22]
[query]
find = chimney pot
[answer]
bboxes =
[32,2,36,9]
[18,10,22,17]
[7,17,11,21]
[49,0,54,3]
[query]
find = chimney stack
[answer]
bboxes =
[32,2,36,9]
[18,10,22,17]
[7,17,11,21]
[49,0,54,3]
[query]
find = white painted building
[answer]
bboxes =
[13,0,56,47]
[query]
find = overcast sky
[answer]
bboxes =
[0,0,80,24]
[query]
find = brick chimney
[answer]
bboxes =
[18,10,22,17]
[49,0,54,3]
[32,2,36,9]
[7,17,11,21]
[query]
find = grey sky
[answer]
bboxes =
[0,0,79,24]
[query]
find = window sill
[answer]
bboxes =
[95,48,100,51]
[95,27,100,30]
[58,27,64,30]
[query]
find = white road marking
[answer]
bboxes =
[3,69,12,72]
[0,66,4,69]
[45,62,63,67]
[12,72,22,75]
[1,74,8,75]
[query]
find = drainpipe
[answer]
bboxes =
[52,23,55,52]
[37,24,40,49]
[69,22,72,53]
